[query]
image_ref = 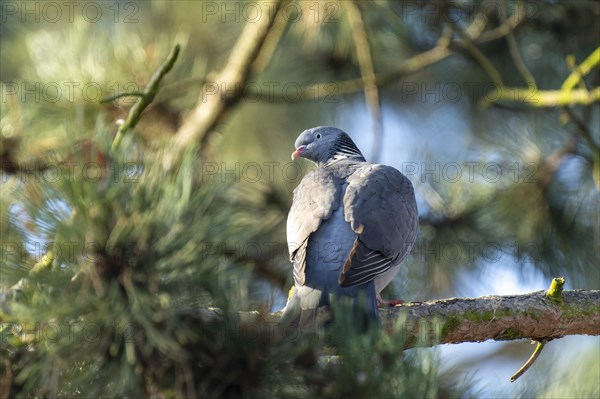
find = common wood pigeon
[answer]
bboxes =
[281,126,418,330]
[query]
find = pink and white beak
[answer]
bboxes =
[291,145,307,160]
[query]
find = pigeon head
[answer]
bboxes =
[291,126,365,165]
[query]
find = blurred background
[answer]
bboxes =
[1,0,598,397]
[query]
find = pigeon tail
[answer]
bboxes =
[280,280,379,334]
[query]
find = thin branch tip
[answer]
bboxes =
[510,278,568,381]
[111,43,181,151]
[510,340,546,382]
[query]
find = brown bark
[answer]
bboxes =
[219,289,600,348]
[377,289,600,346]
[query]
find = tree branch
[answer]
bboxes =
[173,0,283,155]
[446,15,505,89]
[244,44,452,103]
[111,44,181,151]
[476,1,526,43]
[481,87,600,108]
[243,1,527,105]
[564,107,600,156]
[561,47,600,92]
[211,288,600,348]
[510,340,546,382]
[344,1,383,162]
[377,289,599,346]
[499,0,537,88]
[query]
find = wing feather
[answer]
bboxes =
[287,168,344,286]
[340,165,418,287]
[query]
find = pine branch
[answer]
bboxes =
[344,1,382,163]
[207,288,600,347]
[480,47,600,109]
[243,44,452,103]
[561,47,600,92]
[173,0,284,156]
[499,0,537,89]
[242,1,527,104]
[481,87,600,108]
[381,290,599,346]
[445,13,505,89]
[110,44,181,151]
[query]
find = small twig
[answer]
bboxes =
[99,92,146,104]
[481,87,600,108]
[245,45,452,103]
[344,1,382,162]
[564,107,600,155]
[111,43,181,151]
[437,25,454,48]
[509,277,565,382]
[561,47,600,92]
[251,2,289,74]
[477,1,526,43]
[500,0,537,88]
[446,17,505,89]
[482,48,600,109]
[510,340,547,382]
[563,60,599,190]
[464,11,487,39]
[561,51,600,162]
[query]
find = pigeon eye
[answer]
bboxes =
[316,133,321,139]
